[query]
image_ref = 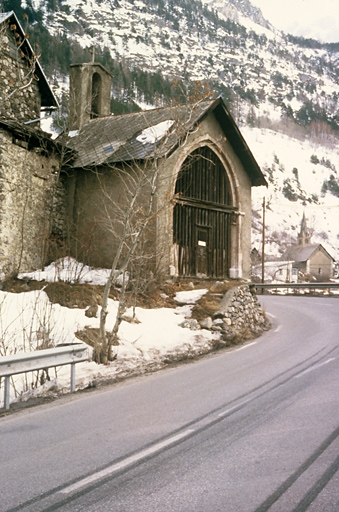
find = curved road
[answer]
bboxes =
[1,296,339,511]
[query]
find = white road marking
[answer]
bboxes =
[235,341,257,351]
[61,429,194,494]
[294,358,336,379]
[218,399,251,417]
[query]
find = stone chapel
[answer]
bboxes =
[61,59,267,280]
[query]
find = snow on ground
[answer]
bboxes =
[19,256,113,286]
[1,259,217,408]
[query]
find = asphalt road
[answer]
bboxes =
[1,295,339,512]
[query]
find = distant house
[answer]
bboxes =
[252,260,296,283]
[281,213,334,282]
[282,244,334,282]
[62,59,267,280]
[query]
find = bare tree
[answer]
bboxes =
[91,101,214,364]
[95,156,162,364]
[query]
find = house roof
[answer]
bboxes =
[0,11,58,109]
[282,244,335,263]
[0,117,63,153]
[65,97,267,187]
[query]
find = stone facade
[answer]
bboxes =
[69,63,113,130]
[0,12,60,278]
[157,113,253,280]
[0,124,60,277]
[0,21,41,124]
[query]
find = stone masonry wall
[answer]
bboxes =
[181,285,270,343]
[0,24,41,124]
[212,285,269,340]
[0,129,59,278]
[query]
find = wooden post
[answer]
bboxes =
[261,197,265,285]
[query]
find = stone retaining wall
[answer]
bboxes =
[181,285,270,343]
[212,284,269,340]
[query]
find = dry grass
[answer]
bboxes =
[191,280,241,322]
[2,277,241,314]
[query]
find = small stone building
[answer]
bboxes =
[282,244,334,282]
[62,60,267,280]
[0,11,60,278]
[282,214,334,281]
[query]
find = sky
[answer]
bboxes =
[250,0,339,43]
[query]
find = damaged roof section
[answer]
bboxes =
[64,97,267,187]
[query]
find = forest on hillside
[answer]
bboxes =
[4,0,339,134]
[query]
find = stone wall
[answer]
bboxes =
[213,285,269,340]
[0,24,41,124]
[182,285,270,343]
[0,127,60,278]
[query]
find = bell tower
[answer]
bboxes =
[69,50,113,131]
[297,212,311,245]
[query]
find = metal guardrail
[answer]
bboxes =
[253,282,339,293]
[0,343,89,410]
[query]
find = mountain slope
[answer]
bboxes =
[20,0,339,128]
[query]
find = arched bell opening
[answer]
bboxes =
[173,146,237,278]
[91,72,102,119]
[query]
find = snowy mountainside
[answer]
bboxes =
[26,0,339,127]
[243,126,339,261]
[201,0,272,31]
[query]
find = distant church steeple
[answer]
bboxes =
[69,48,113,131]
[298,212,311,245]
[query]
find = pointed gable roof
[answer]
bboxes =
[282,243,335,263]
[0,11,58,109]
[65,97,267,187]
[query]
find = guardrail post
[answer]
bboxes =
[0,344,88,409]
[70,363,76,392]
[4,376,10,410]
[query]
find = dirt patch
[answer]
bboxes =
[190,280,241,322]
[75,327,102,347]
[1,278,45,293]
[1,276,241,312]
[44,282,103,309]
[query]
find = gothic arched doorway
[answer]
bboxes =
[173,146,237,278]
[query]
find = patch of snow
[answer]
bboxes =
[1,261,217,408]
[18,257,115,286]
[68,130,79,138]
[136,120,174,144]
[174,289,208,304]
